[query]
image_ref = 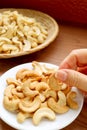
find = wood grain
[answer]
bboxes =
[0,23,87,130]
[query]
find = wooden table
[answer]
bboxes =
[0,23,87,130]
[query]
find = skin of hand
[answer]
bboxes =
[55,49,87,92]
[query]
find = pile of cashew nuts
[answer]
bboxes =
[3,61,79,126]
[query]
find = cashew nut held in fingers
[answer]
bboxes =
[67,91,78,109]
[3,96,20,112]
[47,91,69,114]
[49,73,62,91]
[33,107,56,125]
[22,79,39,97]
[19,96,41,113]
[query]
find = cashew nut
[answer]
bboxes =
[47,92,69,114]
[22,79,39,97]
[33,107,56,125]
[11,88,24,98]
[4,84,15,98]
[57,91,66,106]
[3,96,20,112]
[62,86,71,95]
[6,77,22,86]
[19,96,41,113]
[49,74,62,91]
[17,111,33,123]
[16,68,29,80]
[67,91,78,109]
[44,89,57,101]
[35,82,49,92]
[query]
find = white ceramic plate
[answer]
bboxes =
[0,62,84,130]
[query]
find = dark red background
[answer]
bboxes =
[0,0,87,25]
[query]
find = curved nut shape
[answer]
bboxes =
[57,91,66,106]
[3,96,20,112]
[16,68,29,80]
[22,80,38,97]
[62,86,71,95]
[49,74,62,91]
[33,107,56,125]
[19,96,41,113]
[11,88,24,98]
[16,69,40,81]
[47,97,69,114]
[44,89,57,101]
[6,78,21,86]
[67,91,78,109]
[35,82,49,92]
[4,84,15,98]
[17,112,33,123]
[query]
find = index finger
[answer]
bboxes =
[59,49,87,70]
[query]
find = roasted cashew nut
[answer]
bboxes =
[3,96,20,112]
[62,86,71,95]
[6,78,22,86]
[44,89,57,101]
[47,92,69,114]
[57,91,66,106]
[67,91,78,109]
[33,107,56,125]
[11,88,24,98]
[17,112,33,123]
[16,68,29,80]
[19,96,41,113]
[35,82,49,92]
[49,74,62,91]
[4,84,15,98]
[22,80,39,97]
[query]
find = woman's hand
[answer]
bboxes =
[55,49,87,92]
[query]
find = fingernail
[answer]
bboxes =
[55,70,68,81]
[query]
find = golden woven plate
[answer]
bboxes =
[0,8,59,58]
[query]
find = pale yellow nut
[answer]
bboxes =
[22,79,39,97]
[49,74,62,91]
[4,84,15,98]
[35,82,49,92]
[19,96,41,113]
[3,96,20,112]
[6,78,21,86]
[23,39,31,51]
[62,86,71,95]
[38,93,46,102]
[12,36,23,51]
[16,68,29,80]
[32,61,48,75]
[44,89,57,101]
[33,107,56,125]
[11,88,24,99]
[47,97,69,114]
[57,91,67,106]
[17,111,33,123]
[67,91,79,109]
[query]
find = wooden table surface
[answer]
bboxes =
[0,23,87,130]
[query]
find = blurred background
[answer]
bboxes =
[0,0,87,25]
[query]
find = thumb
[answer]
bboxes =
[55,69,87,92]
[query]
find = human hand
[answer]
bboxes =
[55,49,87,92]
